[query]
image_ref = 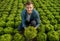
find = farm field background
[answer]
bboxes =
[0,0,60,41]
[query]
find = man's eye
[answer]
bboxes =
[27,7,28,8]
[30,7,31,8]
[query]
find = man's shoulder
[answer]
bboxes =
[33,9,39,15]
[22,9,26,11]
[22,9,26,14]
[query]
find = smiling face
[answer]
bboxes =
[26,3,34,14]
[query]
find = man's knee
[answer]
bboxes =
[31,20,36,27]
[18,23,24,31]
[18,24,21,31]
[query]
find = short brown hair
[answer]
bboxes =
[25,1,33,5]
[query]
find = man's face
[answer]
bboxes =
[26,4,34,14]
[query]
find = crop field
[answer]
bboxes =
[0,0,60,41]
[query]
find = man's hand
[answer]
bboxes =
[35,27,37,29]
[24,27,26,29]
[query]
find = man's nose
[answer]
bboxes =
[28,8,30,10]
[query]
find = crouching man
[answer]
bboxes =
[18,1,40,34]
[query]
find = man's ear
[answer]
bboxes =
[25,7,27,10]
[32,5,34,8]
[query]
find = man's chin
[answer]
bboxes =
[27,11,32,14]
[28,13,32,14]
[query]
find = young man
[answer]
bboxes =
[18,1,40,33]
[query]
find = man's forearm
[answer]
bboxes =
[35,24,40,28]
[22,23,25,27]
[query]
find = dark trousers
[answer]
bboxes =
[18,20,36,32]
[18,20,37,41]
